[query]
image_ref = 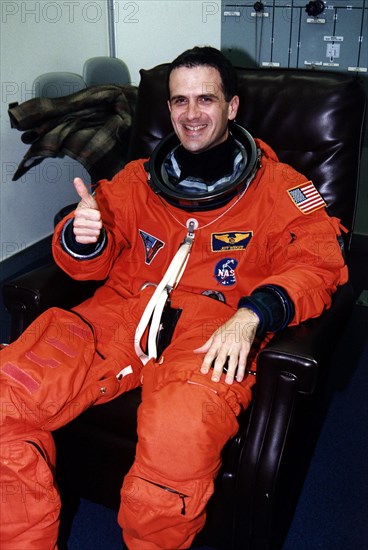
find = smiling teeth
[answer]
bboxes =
[185,125,206,131]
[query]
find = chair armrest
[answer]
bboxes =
[2,262,101,342]
[231,282,355,549]
[258,282,355,393]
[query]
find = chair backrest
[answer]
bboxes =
[32,72,86,98]
[83,56,131,86]
[128,64,366,249]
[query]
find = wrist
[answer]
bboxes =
[60,218,107,260]
[235,306,261,328]
[237,285,294,335]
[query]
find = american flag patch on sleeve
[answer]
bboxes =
[287,181,326,214]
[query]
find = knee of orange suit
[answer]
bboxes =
[0,307,101,432]
[136,374,240,483]
[0,431,60,549]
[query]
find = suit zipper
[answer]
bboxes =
[137,476,188,515]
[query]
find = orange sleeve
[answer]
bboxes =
[252,172,348,325]
[52,161,144,281]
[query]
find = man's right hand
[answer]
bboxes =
[73,177,103,244]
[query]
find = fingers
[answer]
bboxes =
[195,309,260,385]
[72,178,102,244]
[201,344,248,385]
[196,333,238,383]
[210,348,230,383]
[73,218,102,244]
[194,338,223,380]
[228,348,248,384]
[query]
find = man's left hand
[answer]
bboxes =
[194,308,260,385]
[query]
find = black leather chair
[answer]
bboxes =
[2,66,366,550]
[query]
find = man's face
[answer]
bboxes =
[168,65,239,154]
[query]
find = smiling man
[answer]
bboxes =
[168,64,239,153]
[0,47,347,550]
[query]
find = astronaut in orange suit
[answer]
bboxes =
[0,47,347,550]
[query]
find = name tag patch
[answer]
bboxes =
[212,231,252,252]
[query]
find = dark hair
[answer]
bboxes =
[167,46,238,102]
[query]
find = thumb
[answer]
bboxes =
[73,177,98,209]
[194,338,212,354]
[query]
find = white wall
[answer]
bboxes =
[0,0,110,262]
[115,0,221,86]
[0,0,222,262]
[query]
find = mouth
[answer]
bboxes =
[183,124,207,132]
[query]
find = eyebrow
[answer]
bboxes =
[169,93,220,102]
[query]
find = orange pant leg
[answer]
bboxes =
[0,431,59,550]
[0,307,140,549]
[119,304,255,550]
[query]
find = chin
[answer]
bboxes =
[183,146,203,153]
[180,139,207,153]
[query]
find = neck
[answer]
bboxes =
[175,136,238,183]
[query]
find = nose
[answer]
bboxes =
[186,100,200,120]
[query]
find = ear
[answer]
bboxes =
[167,99,172,114]
[228,95,239,121]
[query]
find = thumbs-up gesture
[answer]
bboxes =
[73,177,103,244]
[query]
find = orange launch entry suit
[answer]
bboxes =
[0,140,347,549]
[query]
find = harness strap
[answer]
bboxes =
[134,219,197,364]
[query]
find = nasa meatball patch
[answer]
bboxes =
[214,258,238,286]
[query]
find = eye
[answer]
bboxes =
[199,96,214,104]
[171,97,187,106]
